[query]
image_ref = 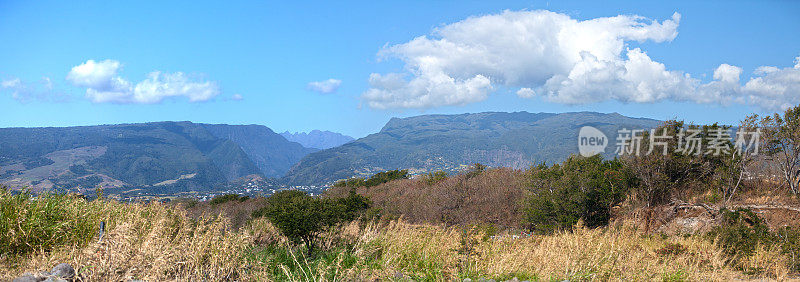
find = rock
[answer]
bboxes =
[13,276,44,282]
[42,278,67,282]
[50,263,75,279]
[463,279,472,282]
[394,272,404,279]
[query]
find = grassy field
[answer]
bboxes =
[1,187,797,281]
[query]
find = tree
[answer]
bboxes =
[715,114,759,203]
[252,189,370,256]
[621,120,740,206]
[760,105,800,194]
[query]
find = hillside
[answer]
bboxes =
[0,122,311,194]
[283,111,661,185]
[203,124,318,177]
[280,130,354,149]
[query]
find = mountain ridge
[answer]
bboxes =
[280,130,355,149]
[0,121,313,194]
[283,111,662,185]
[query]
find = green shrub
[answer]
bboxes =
[364,169,409,187]
[708,208,800,273]
[252,189,370,256]
[209,194,249,205]
[709,208,773,259]
[521,155,635,234]
[465,163,486,179]
[423,171,448,185]
[333,177,366,188]
[333,170,409,188]
[776,227,800,272]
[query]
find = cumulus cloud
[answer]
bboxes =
[742,56,800,110]
[362,9,800,110]
[2,76,67,103]
[307,79,342,94]
[516,88,536,98]
[67,59,220,104]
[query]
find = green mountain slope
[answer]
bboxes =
[202,124,318,177]
[0,121,308,193]
[283,111,662,185]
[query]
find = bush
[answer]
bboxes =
[521,155,635,234]
[709,208,773,259]
[333,177,366,188]
[208,194,249,205]
[423,171,448,185]
[252,189,369,255]
[364,169,409,187]
[333,170,409,188]
[465,163,486,178]
[709,208,800,272]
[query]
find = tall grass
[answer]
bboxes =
[0,189,251,281]
[0,189,109,256]
[2,187,795,281]
[239,219,794,281]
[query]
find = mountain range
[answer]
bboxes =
[0,111,663,193]
[280,130,354,149]
[0,121,313,194]
[282,112,661,185]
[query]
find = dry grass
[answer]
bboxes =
[253,219,791,281]
[2,190,796,281]
[1,198,252,281]
[325,168,527,228]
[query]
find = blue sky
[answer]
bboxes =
[1,1,799,138]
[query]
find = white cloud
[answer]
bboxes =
[742,56,800,110]
[66,59,122,89]
[2,76,67,103]
[307,79,342,94]
[361,10,800,111]
[714,64,743,84]
[132,72,219,104]
[231,94,243,100]
[516,88,535,98]
[362,72,492,109]
[67,59,220,104]
[363,10,686,109]
[2,78,21,88]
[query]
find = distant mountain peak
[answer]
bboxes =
[280,130,354,150]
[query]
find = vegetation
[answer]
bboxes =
[423,170,448,185]
[709,208,800,274]
[6,106,800,280]
[0,188,103,256]
[521,155,634,233]
[332,169,409,188]
[1,189,781,281]
[251,189,369,256]
[0,122,316,194]
[0,187,248,280]
[758,106,800,194]
[208,193,250,205]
